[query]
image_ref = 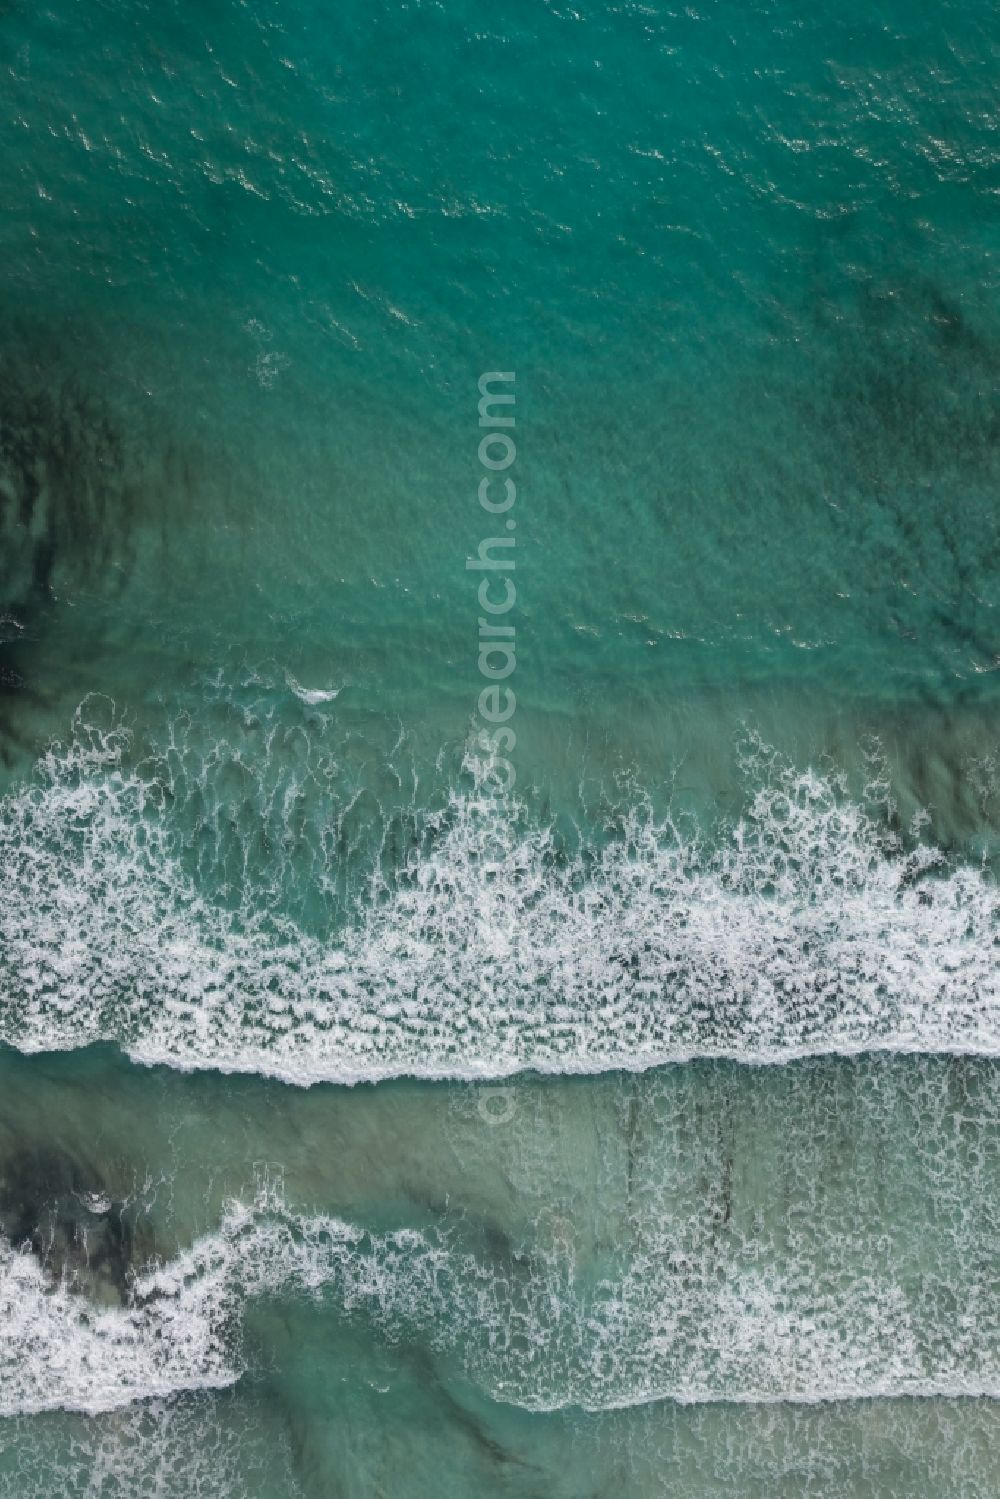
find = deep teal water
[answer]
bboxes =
[0,0,999,1493]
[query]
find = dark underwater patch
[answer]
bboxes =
[814,273,1000,839]
[0,1142,149,1302]
[792,272,1000,732]
[0,358,141,760]
[815,276,1000,546]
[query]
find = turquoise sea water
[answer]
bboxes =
[1,0,999,1492]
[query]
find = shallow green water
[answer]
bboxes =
[0,0,999,1493]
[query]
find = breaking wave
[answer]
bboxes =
[2,1167,998,1419]
[0,709,997,1083]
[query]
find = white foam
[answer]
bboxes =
[2,1174,998,1419]
[285,671,340,705]
[0,714,998,1083]
[0,1230,237,1417]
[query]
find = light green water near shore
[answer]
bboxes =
[1,0,999,1492]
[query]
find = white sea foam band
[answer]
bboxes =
[0,716,997,1084]
[2,1175,998,1419]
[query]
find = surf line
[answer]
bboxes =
[467,370,518,1127]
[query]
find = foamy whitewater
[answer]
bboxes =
[2,1161,998,1421]
[1,709,997,1086]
